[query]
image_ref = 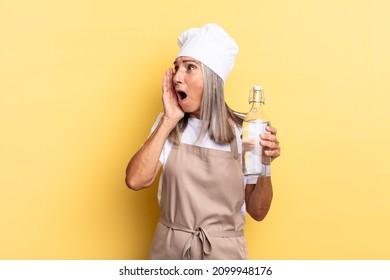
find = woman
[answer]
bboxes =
[126,23,281,259]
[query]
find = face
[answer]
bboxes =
[173,56,204,118]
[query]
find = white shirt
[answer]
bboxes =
[150,113,259,214]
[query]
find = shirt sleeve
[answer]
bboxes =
[245,175,259,185]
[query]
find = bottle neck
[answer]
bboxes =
[249,89,265,109]
[246,88,270,122]
[249,100,263,112]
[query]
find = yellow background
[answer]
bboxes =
[1,0,389,259]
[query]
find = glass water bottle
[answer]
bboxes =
[242,85,271,176]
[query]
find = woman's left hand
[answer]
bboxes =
[260,126,281,161]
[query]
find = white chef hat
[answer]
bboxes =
[176,23,239,82]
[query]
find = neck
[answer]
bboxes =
[189,111,201,119]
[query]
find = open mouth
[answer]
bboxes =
[177,91,187,100]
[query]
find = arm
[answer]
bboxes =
[125,68,184,190]
[245,125,281,221]
[125,116,174,190]
[245,178,273,221]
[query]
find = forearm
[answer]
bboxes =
[245,176,273,221]
[125,116,176,190]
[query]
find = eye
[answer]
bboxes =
[187,64,196,70]
[173,65,179,73]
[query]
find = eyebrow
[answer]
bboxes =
[173,59,200,65]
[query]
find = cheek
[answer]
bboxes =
[194,81,204,100]
[186,74,204,102]
[194,88,203,105]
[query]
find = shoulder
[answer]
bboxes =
[230,112,243,135]
[233,111,246,120]
[230,110,245,130]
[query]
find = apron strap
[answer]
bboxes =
[159,219,243,260]
[230,136,240,159]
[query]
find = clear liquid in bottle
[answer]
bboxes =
[242,86,271,176]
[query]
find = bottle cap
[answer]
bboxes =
[248,85,265,104]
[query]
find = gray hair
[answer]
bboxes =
[168,63,243,145]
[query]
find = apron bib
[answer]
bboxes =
[149,137,247,260]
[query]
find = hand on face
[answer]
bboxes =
[162,68,184,124]
[261,126,281,161]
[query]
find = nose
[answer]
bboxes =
[173,68,184,84]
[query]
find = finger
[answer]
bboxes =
[265,148,281,157]
[163,68,174,97]
[169,69,176,94]
[266,126,277,135]
[260,140,279,149]
[260,133,278,143]
[162,69,168,93]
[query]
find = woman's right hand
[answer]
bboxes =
[162,68,184,126]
